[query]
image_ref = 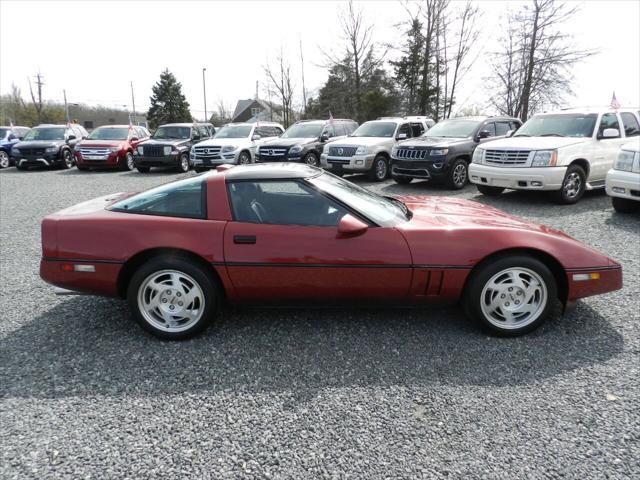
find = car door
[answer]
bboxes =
[478,122,497,144]
[223,179,413,301]
[591,113,626,180]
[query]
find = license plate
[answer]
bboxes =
[84,155,108,160]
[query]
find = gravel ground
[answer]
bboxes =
[1,166,638,479]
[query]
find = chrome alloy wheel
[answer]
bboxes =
[0,151,9,168]
[137,270,205,333]
[480,267,548,330]
[453,163,467,186]
[126,152,135,170]
[375,158,387,179]
[563,171,582,199]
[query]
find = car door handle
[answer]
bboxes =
[234,235,256,244]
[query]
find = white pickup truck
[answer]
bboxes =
[469,108,640,204]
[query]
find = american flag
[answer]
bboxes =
[9,119,14,129]
[610,92,621,110]
[328,110,334,124]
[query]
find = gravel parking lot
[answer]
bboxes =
[1,167,638,479]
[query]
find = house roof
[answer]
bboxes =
[232,99,255,119]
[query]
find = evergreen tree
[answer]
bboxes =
[147,69,192,129]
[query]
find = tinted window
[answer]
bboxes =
[482,123,496,136]
[495,122,511,136]
[598,113,620,138]
[228,180,348,226]
[88,127,129,140]
[110,177,206,219]
[153,126,191,139]
[24,128,66,141]
[198,126,209,138]
[397,123,411,138]
[409,123,425,137]
[620,112,640,137]
[323,124,336,138]
[352,121,397,138]
[281,123,323,139]
[515,114,597,138]
[424,119,480,138]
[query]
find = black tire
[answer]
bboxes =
[238,151,252,165]
[463,254,557,336]
[368,155,389,181]
[137,166,151,173]
[177,153,190,173]
[121,151,135,171]
[612,196,639,213]
[60,149,74,169]
[127,256,218,340]
[554,164,586,205]
[445,158,468,190]
[304,152,320,167]
[393,175,413,184]
[0,151,9,169]
[476,184,505,196]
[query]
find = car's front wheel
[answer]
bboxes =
[554,164,586,204]
[304,152,320,167]
[177,153,190,173]
[476,185,505,196]
[121,151,135,171]
[127,256,217,340]
[612,196,639,213]
[0,151,9,168]
[60,149,74,169]
[238,151,252,165]
[464,255,557,336]
[446,159,468,190]
[368,155,388,181]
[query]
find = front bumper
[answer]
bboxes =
[256,154,302,163]
[12,152,62,167]
[76,151,123,168]
[566,265,622,302]
[389,157,449,180]
[320,153,375,172]
[605,168,640,201]
[134,154,180,167]
[469,163,567,190]
[191,150,239,168]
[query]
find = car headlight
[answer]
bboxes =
[472,148,484,164]
[355,146,368,155]
[108,146,121,153]
[531,150,557,167]
[222,145,237,153]
[136,146,143,155]
[613,151,636,172]
[430,148,449,156]
[391,146,398,157]
[45,146,59,153]
[289,145,303,154]
[163,146,172,156]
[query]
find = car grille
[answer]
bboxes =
[193,146,222,159]
[394,148,429,160]
[259,146,288,160]
[78,147,110,156]
[143,145,167,157]
[328,146,357,157]
[484,149,531,166]
[19,148,46,156]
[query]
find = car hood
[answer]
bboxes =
[15,140,64,148]
[331,136,393,147]
[481,136,586,150]
[195,138,248,147]
[261,137,316,147]
[140,138,190,147]
[396,136,469,148]
[76,139,125,148]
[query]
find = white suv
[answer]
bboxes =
[191,122,283,172]
[320,118,430,181]
[606,140,640,213]
[469,108,640,203]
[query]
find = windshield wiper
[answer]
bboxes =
[541,133,566,137]
[384,196,413,220]
[513,134,530,137]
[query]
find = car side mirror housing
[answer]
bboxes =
[337,214,368,238]
[320,133,329,142]
[67,135,76,141]
[252,134,261,141]
[477,130,491,140]
[397,133,408,140]
[601,128,619,139]
[505,129,515,138]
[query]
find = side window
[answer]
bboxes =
[510,121,521,132]
[228,180,348,226]
[482,123,496,136]
[198,126,209,138]
[397,123,411,138]
[598,113,621,138]
[323,125,336,138]
[334,123,346,136]
[620,112,640,137]
[495,122,511,136]
[410,122,425,137]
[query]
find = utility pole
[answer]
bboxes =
[130,81,137,125]
[202,68,207,122]
[299,37,307,116]
[63,89,70,124]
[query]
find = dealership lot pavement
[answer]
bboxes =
[1,167,638,479]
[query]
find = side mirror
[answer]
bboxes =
[477,130,491,140]
[601,128,619,139]
[397,133,408,140]
[252,134,261,141]
[192,135,201,142]
[337,214,368,238]
[505,129,515,138]
[67,134,77,141]
[320,133,329,142]
[130,137,139,142]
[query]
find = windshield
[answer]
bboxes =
[88,127,129,141]
[281,123,323,139]
[214,125,252,139]
[153,126,191,140]
[24,128,65,141]
[424,119,479,138]
[514,114,598,138]
[352,121,397,138]
[0,128,9,139]
[308,172,409,227]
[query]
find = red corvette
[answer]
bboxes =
[40,163,622,339]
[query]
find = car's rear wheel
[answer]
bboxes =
[61,149,74,169]
[554,164,586,204]
[137,166,151,173]
[464,255,557,336]
[368,155,388,181]
[121,151,135,171]
[476,185,505,196]
[127,257,217,340]
[0,151,9,168]
[446,159,468,190]
[177,153,190,173]
[612,196,638,213]
[393,175,413,184]
[304,152,320,167]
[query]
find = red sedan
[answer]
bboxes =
[40,163,622,339]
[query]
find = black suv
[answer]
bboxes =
[390,116,522,189]
[134,123,213,173]
[11,124,88,170]
[256,119,357,166]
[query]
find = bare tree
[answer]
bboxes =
[489,0,596,120]
[264,48,295,127]
[418,0,448,117]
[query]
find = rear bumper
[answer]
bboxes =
[566,265,622,302]
[605,169,640,201]
[40,258,121,297]
[469,163,567,190]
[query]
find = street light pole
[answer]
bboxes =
[202,67,207,122]
[63,89,70,124]
[130,81,137,126]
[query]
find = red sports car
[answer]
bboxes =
[40,164,622,339]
